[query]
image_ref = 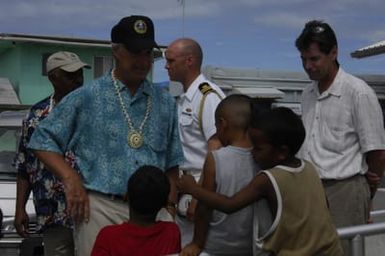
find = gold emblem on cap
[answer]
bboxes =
[134,20,147,34]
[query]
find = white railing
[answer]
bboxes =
[338,210,385,256]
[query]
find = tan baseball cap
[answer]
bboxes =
[46,51,90,73]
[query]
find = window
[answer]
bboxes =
[93,56,114,78]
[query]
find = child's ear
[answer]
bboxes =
[220,117,228,127]
[186,54,194,66]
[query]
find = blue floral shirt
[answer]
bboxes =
[28,72,184,195]
[14,96,74,231]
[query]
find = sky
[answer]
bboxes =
[1,0,385,82]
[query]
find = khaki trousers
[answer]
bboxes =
[74,191,173,256]
[323,174,370,255]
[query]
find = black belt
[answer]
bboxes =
[88,190,126,201]
[321,174,363,185]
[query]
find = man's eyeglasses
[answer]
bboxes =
[312,26,325,34]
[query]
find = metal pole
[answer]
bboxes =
[182,0,185,37]
[338,221,385,239]
[350,234,365,256]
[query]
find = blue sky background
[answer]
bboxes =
[1,0,385,82]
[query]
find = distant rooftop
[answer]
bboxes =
[0,33,165,58]
[0,33,112,48]
[351,40,385,58]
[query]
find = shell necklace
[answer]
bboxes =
[48,94,56,113]
[111,69,152,148]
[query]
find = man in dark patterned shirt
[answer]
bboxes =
[14,51,89,256]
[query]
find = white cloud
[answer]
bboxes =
[0,0,222,21]
[252,12,308,29]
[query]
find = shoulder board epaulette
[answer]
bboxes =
[199,82,215,95]
[197,82,223,132]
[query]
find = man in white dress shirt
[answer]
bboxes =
[296,20,385,250]
[165,38,225,246]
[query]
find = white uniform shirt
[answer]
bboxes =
[298,68,385,179]
[177,74,225,178]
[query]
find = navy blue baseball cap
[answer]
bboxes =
[111,15,159,52]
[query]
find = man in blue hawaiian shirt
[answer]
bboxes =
[28,15,184,256]
[14,51,90,256]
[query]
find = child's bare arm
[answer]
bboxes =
[182,153,216,254]
[179,171,272,214]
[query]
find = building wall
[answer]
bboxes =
[203,65,385,116]
[0,42,21,95]
[0,41,112,105]
[203,65,310,103]
[18,43,52,104]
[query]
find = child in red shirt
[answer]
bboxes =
[91,165,181,256]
